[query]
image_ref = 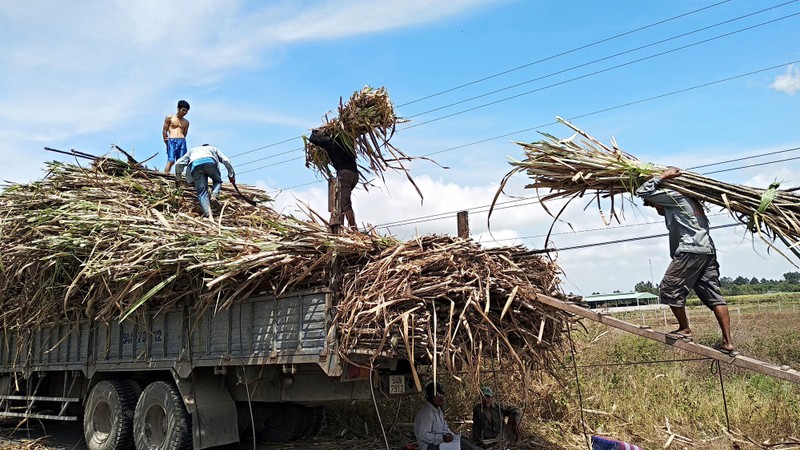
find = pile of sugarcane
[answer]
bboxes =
[495,117,800,263]
[304,86,424,200]
[1,156,569,378]
[0,158,385,329]
[336,235,569,386]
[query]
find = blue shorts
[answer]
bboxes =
[166,138,187,162]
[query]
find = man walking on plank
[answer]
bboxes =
[637,166,737,357]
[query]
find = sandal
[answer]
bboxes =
[665,331,693,342]
[713,344,740,357]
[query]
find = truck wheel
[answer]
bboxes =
[134,381,192,450]
[84,379,136,450]
[125,379,143,402]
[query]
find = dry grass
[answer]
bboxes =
[316,298,800,450]
[542,300,800,449]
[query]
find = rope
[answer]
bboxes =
[710,360,732,433]
[567,325,592,450]
[577,356,711,369]
[368,367,391,450]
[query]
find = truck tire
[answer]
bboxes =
[256,403,305,443]
[84,379,136,450]
[134,381,192,450]
[125,379,143,403]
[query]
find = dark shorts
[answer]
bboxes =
[659,252,726,309]
[337,169,359,213]
[166,138,187,162]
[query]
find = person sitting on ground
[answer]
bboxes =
[471,386,522,445]
[308,128,359,230]
[636,166,737,356]
[414,381,484,450]
[162,100,190,173]
[174,144,235,220]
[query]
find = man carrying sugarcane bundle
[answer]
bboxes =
[636,167,738,356]
[308,128,359,231]
[175,144,235,221]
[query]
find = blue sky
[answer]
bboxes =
[2,0,800,294]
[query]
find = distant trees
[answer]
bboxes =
[634,281,658,295]
[633,271,800,296]
[784,272,800,283]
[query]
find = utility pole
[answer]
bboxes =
[457,211,470,239]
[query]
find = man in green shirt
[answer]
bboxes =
[471,386,522,445]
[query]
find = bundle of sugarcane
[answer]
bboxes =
[335,235,570,385]
[304,86,425,200]
[495,117,800,263]
[0,158,389,330]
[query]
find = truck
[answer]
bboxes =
[0,288,414,449]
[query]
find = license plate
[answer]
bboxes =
[388,375,405,394]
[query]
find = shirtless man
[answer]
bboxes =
[162,100,190,173]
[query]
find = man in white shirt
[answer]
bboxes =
[414,382,483,450]
[175,144,235,220]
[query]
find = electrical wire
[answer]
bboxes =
[373,150,800,229]
[238,147,303,167]
[226,32,800,170]
[398,0,733,108]
[403,11,800,130]
[227,1,735,160]
[404,1,798,119]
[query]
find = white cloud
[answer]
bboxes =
[268,0,495,42]
[770,65,800,95]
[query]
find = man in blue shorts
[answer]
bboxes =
[636,167,737,356]
[162,100,190,173]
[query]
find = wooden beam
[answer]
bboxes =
[535,294,800,384]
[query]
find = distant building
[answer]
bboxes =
[583,292,659,309]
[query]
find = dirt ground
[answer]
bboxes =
[0,418,562,449]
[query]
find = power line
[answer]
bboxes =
[230,135,301,159]
[403,11,800,130]
[489,213,729,244]
[248,59,800,192]
[396,0,732,107]
[373,153,800,229]
[238,147,303,167]
[225,7,799,169]
[703,155,800,175]
[423,59,800,158]
[226,1,735,161]
[239,156,304,175]
[404,1,798,119]
[688,146,800,170]
[528,223,738,254]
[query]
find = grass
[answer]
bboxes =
[324,295,800,449]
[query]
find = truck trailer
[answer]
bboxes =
[0,289,413,449]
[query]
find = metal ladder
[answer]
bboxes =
[0,371,81,421]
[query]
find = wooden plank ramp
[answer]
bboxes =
[536,295,800,385]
